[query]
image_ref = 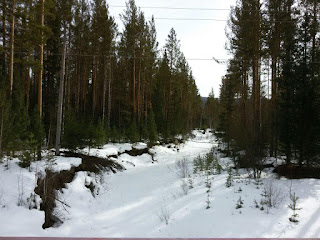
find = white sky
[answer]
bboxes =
[108,0,237,97]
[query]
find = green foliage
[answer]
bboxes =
[188,177,194,189]
[205,174,212,209]
[203,88,220,129]
[128,121,140,143]
[193,149,222,175]
[85,120,106,152]
[19,150,33,169]
[288,191,301,223]
[236,196,244,209]
[63,112,106,152]
[147,111,158,143]
[63,112,85,151]
[109,126,121,143]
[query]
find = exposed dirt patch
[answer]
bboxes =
[35,152,125,229]
[34,167,76,229]
[124,147,149,157]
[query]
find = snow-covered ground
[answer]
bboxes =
[0,130,320,237]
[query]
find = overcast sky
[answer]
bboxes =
[108,0,237,97]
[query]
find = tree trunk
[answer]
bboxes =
[133,52,136,119]
[137,59,141,124]
[0,107,4,156]
[107,56,112,129]
[38,0,45,117]
[55,27,67,156]
[65,26,71,111]
[26,52,31,110]
[75,55,80,113]
[312,1,316,63]
[271,13,280,157]
[253,0,261,155]
[82,57,87,114]
[102,57,107,122]
[93,55,97,118]
[9,0,15,96]
[2,1,6,78]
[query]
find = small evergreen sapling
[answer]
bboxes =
[188,176,194,189]
[226,167,233,187]
[288,191,301,223]
[205,174,212,209]
[236,196,244,209]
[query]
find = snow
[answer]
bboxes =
[118,153,153,169]
[1,130,320,237]
[133,142,148,150]
[31,156,82,173]
[82,143,132,158]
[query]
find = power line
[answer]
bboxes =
[7,52,320,64]
[10,51,222,61]
[113,16,298,23]
[134,17,228,22]
[109,5,231,11]
[109,5,305,13]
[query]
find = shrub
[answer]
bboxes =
[175,158,190,178]
[158,203,170,225]
[260,180,285,214]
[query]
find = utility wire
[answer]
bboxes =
[7,51,320,64]
[109,5,232,11]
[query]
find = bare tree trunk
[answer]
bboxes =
[271,15,280,157]
[38,0,45,117]
[25,51,31,105]
[2,1,6,78]
[55,27,67,156]
[65,26,71,111]
[133,53,136,118]
[137,59,141,124]
[9,0,15,96]
[0,107,4,155]
[102,57,107,122]
[252,0,261,155]
[312,0,317,63]
[75,55,80,113]
[92,55,97,118]
[107,56,112,129]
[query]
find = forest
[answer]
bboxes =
[217,0,320,174]
[0,0,203,159]
[0,0,319,174]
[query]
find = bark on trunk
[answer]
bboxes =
[38,0,45,117]
[133,53,136,119]
[107,56,112,129]
[0,107,4,155]
[2,1,6,78]
[102,58,107,122]
[9,0,15,96]
[55,28,67,156]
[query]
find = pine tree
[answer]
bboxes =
[277,1,298,164]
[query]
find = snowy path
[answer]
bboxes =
[1,131,320,237]
[46,134,216,237]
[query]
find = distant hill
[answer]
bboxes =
[201,97,208,106]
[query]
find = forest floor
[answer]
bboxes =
[0,130,320,237]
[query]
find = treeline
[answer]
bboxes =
[217,0,320,173]
[0,0,202,157]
